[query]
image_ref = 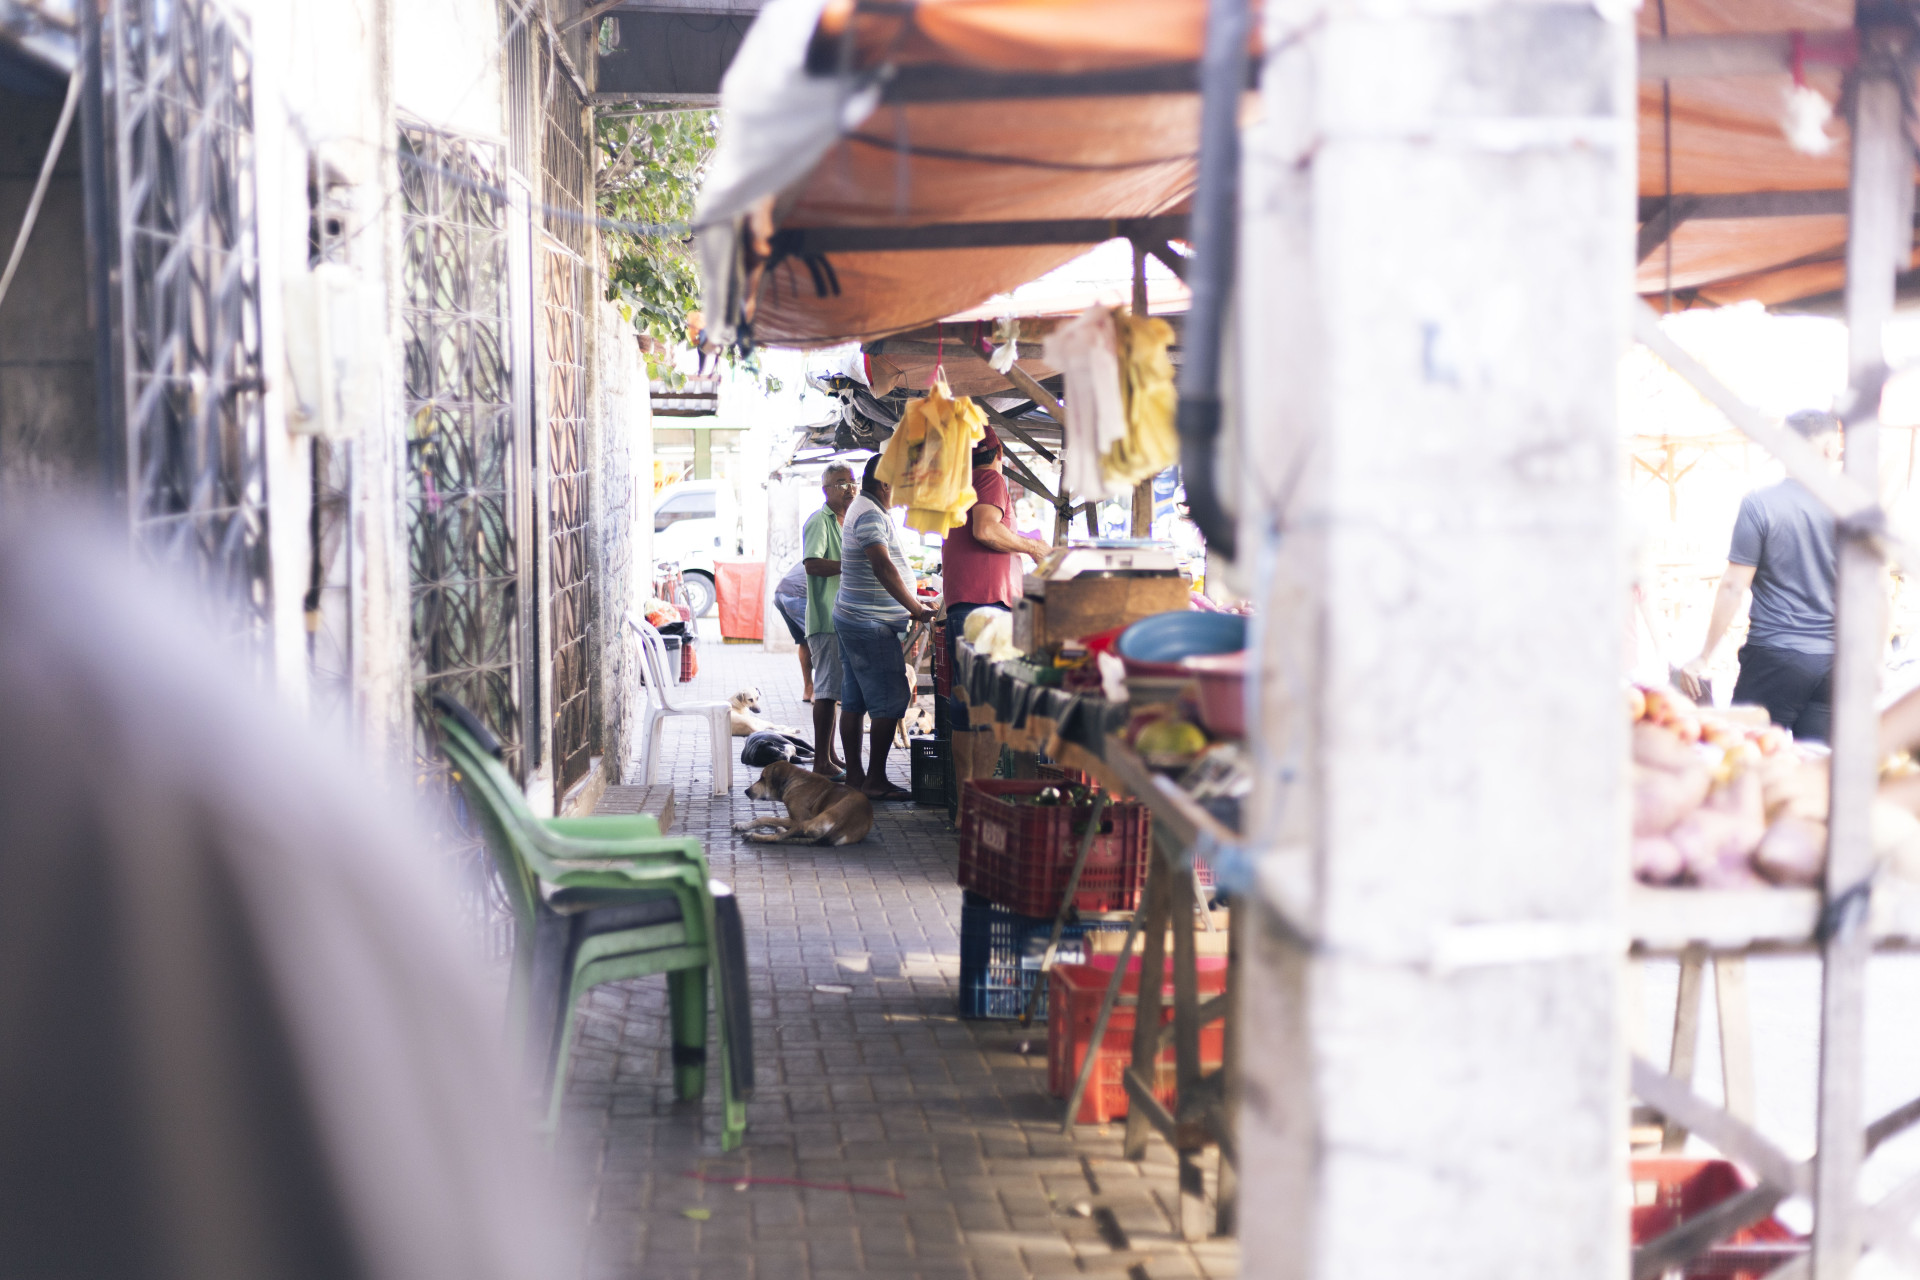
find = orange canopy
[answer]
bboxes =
[694,0,1227,349]
[1636,0,1920,310]
[698,0,1899,349]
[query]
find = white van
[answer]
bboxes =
[650,480,734,616]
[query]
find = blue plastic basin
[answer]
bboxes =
[1115,611,1247,672]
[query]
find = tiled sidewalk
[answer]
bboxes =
[559,626,1237,1280]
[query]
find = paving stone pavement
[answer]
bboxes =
[557,624,1239,1280]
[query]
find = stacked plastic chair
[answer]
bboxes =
[627,613,734,796]
[434,694,752,1150]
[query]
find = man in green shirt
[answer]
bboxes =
[803,462,856,776]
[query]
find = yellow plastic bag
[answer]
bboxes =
[1103,311,1177,488]
[875,379,987,533]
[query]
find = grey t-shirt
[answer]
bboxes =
[1729,479,1836,655]
[833,493,912,627]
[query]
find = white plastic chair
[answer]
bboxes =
[627,613,733,796]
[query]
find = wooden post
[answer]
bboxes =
[1131,239,1154,538]
[1715,956,1757,1125]
[1123,845,1173,1162]
[1814,16,1907,1278]
[1168,846,1206,1240]
[1663,946,1706,1151]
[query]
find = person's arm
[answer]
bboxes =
[865,543,932,621]
[802,515,840,576]
[1676,562,1757,699]
[968,502,1050,560]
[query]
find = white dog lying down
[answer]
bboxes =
[729,687,802,737]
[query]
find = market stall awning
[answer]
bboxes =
[694,0,1229,349]
[698,0,1887,341]
[1633,0,1920,310]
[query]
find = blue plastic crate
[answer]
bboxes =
[956,891,1125,1021]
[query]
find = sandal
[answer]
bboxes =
[864,784,915,803]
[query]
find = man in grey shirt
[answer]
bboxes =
[1678,410,1840,741]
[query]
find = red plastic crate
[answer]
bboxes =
[1047,957,1228,1124]
[957,779,1151,916]
[1037,761,1097,790]
[1630,1158,1804,1279]
[1029,763,1223,892]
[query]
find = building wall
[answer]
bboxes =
[2,0,643,816]
[0,85,93,497]
[240,0,409,756]
[593,297,648,780]
[392,0,505,141]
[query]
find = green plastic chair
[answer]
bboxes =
[433,695,752,1151]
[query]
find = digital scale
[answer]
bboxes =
[1032,539,1183,582]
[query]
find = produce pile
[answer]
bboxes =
[1631,686,1920,887]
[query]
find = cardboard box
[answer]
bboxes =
[1013,573,1191,652]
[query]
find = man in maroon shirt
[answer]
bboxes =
[941,426,1051,783]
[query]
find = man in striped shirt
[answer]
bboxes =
[833,455,932,800]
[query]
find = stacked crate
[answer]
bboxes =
[954,779,1150,1020]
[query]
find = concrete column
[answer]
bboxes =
[1232,0,1632,1274]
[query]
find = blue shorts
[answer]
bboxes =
[776,597,807,645]
[833,612,911,720]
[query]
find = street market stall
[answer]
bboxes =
[697,0,1920,1271]
[1625,2,1920,1274]
[947,603,1249,1240]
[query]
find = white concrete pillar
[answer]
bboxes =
[1232,0,1633,1274]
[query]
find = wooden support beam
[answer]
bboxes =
[771,215,1188,256]
[1631,303,1882,529]
[878,59,1259,104]
[1634,189,1871,222]
[1663,946,1707,1151]
[982,405,1057,462]
[1637,197,1695,265]
[999,449,1055,504]
[1144,239,1190,281]
[1123,849,1173,1161]
[1715,957,1757,1125]
[1131,240,1155,538]
[1639,33,1793,79]
[1813,22,1908,1275]
[1631,1057,1812,1196]
[1002,363,1065,421]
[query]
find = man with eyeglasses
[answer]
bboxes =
[802,463,857,777]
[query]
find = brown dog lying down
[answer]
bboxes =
[734,759,874,845]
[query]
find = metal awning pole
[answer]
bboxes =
[1813,15,1908,1278]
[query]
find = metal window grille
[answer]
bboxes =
[399,124,526,785]
[542,51,590,259]
[543,241,592,794]
[90,0,271,637]
[504,1,534,177]
[543,54,595,795]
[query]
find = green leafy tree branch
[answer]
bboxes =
[597,107,714,382]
